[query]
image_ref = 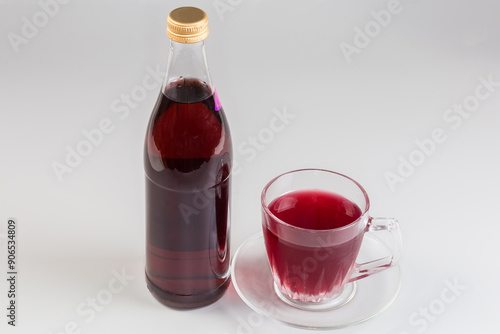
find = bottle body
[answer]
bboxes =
[145,74,232,308]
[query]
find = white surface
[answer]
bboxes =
[1,0,499,333]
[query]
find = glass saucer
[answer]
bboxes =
[231,233,402,330]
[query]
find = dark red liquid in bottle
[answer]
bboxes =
[145,77,232,308]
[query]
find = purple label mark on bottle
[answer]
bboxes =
[214,87,222,111]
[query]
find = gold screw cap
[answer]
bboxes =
[167,7,209,44]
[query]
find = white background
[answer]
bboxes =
[1,0,499,333]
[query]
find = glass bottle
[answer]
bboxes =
[144,7,232,309]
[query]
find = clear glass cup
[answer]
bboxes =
[261,169,402,309]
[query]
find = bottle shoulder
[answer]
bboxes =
[144,80,232,189]
[146,88,231,157]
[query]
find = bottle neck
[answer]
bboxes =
[163,40,213,94]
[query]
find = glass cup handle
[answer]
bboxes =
[349,217,402,282]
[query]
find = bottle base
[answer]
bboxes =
[145,272,231,309]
